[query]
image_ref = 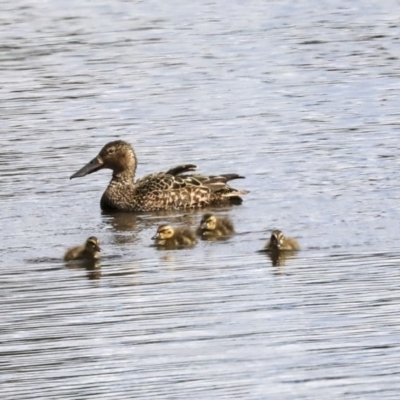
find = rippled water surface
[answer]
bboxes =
[2,1,400,398]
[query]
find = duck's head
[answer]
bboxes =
[85,236,101,254]
[70,140,137,179]
[152,225,175,241]
[269,230,285,249]
[200,213,217,231]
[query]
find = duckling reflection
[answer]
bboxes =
[197,213,235,239]
[64,236,101,261]
[84,260,102,280]
[152,224,197,250]
[65,259,102,280]
[266,250,298,267]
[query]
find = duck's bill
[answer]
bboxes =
[152,234,160,240]
[70,156,104,179]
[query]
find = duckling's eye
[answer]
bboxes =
[107,147,116,154]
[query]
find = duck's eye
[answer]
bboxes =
[107,147,116,154]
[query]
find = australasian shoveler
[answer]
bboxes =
[70,140,248,212]
[264,230,300,252]
[64,236,101,261]
[152,224,197,249]
[197,213,235,237]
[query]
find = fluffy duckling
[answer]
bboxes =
[197,213,235,237]
[264,230,300,251]
[152,224,197,249]
[64,236,101,261]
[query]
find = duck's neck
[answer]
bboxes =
[112,169,136,184]
[111,153,137,184]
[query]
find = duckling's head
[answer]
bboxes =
[269,230,285,249]
[152,225,175,242]
[200,213,217,231]
[70,140,137,179]
[85,236,101,255]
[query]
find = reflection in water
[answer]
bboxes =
[259,247,299,267]
[264,249,298,267]
[85,262,102,280]
[65,259,101,280]
[198,234,234,243]
[102,210,201,232]
[102,212,139,232]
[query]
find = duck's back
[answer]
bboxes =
[64,245,85,261]
[131,172,246,212]
[216,217,235,235]
[282,237,300,251]
[172,227,197,246]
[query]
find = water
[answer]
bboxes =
[1,0,400,398]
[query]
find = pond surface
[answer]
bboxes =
[1,0,400,398]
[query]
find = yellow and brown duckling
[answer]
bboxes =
[64,236,101,261]
[197,213,235,238]
[70,140,248,212]
[264,230,300,252]
[152,224,197,249]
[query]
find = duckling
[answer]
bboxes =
[264,230,300,251]
[64,236,101,261]
[70,140,248,212]
[197,213,235,237]
[152,224,197,249]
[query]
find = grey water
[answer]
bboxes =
[1,0,400,398]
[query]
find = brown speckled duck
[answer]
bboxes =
[70,140,248,212]
[264,230,300,251]
[197,213,235,237]
[152,224,197,249]
[64,236,101,261]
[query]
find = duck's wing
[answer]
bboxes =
[177,173,246,193]
[135,171,248,209]
[220,217,235,233]
[137,172,247,193]
[135,172,205,192]
[165,164,197,176]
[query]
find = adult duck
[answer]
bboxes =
[70,140,248,212]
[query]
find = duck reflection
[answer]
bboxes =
[65,259,101,280]
[265,250,298,267]
[102,211,138,232]
[102,210,199,232]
